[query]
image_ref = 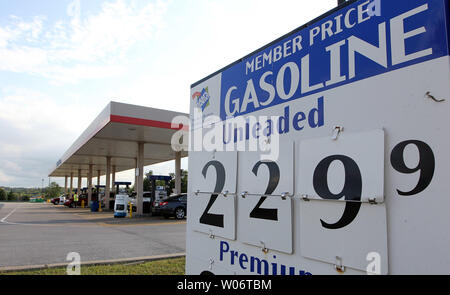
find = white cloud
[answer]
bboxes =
[0,15,46,46]
[0,169,15,183]
[0,143,24,158]
[47,0,168,63]
[3,160,22,174]
[0,87,99,187]
[0,0,170,83]
[0,88,85,133]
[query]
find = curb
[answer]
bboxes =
[0,253,186,273]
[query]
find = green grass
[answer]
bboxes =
[1,257,185,275]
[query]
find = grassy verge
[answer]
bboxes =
[1,257,185,275]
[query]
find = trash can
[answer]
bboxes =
[109,200,115,211]
[91,201,99,212]
[143,201,151,214]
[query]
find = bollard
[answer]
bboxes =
[129,201,132,219]
[99,198,102,212]
[81,200,85,208]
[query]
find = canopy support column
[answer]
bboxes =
[136,142,144,216]
[77,169,82,201]
[112,165,116,194]
[69,172,74,198]
[134,159,138,194]
[105,157,111,210]
[175,151,181,194]
[97,169,102,212]
[64,176,68,195]
[88,164,93,205]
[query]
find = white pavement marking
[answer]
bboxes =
[0,204,21,223]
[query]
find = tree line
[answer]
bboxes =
[1,170,188,202]
[0,182,63,202]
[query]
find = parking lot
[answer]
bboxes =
[0,202,186,269]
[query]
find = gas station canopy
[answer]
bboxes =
[49,101,188,178]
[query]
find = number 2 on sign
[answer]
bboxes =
[199,161,225,228]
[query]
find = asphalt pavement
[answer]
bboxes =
[0,202,186,268]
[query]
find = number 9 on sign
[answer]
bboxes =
[297,129,388,273]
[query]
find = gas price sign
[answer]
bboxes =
[186,0,450,275]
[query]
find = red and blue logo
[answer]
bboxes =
[192,87,211,112]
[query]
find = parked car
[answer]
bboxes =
[127,192,154,214]
[64,195,88,208]
[153,193,187,220]
[51,195,66,205]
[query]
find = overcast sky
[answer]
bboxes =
[0,0,337,188]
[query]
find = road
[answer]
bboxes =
[0,202,186,268]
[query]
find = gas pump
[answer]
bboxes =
[148,175,172,202]
[80,187,88,208]
[147,175,172,215]
[94,185,106,209]
[113,182,132,218]
[129,175,172,214]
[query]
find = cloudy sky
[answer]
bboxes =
[0,0,337,188]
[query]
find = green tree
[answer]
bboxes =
[168,169,188,194]
[7,191,16,201]
[143,170,153,192]
[45,182,62,199]
[132,170,186,195]
[0,188,6,201]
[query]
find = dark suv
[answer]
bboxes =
[153,194,187,220]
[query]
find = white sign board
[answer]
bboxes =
[297,129,387,273]
[237,142,294,254]
[187,0,450,275]
[298,129,385,204]
[189,151,237,240]
[299,201,388,274]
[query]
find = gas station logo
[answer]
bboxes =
[192,87,211,112]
